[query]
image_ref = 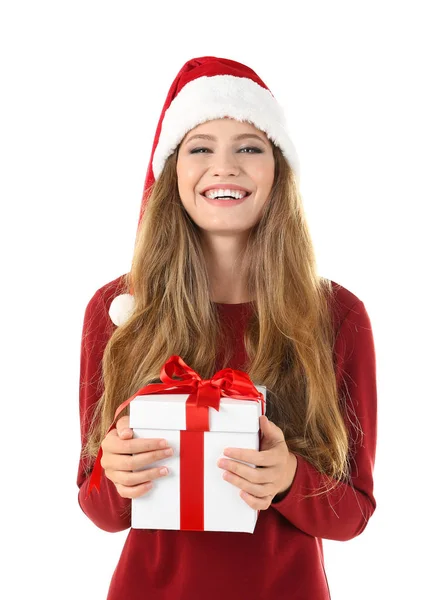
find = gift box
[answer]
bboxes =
[87,355,266,534]
[129,384,266,533]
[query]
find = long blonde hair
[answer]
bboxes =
[83,142,358,498]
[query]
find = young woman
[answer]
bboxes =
[77,56,378,599]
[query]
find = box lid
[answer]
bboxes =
[129,385,266,433]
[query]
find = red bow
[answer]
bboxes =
[86,355,264,498]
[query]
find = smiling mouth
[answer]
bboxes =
[199,192,252,200]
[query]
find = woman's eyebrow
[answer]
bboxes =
[184,133,268,145]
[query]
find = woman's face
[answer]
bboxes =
[176,118,275,238]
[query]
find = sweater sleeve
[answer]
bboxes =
[271,300,378,542]
[77,289,131,533]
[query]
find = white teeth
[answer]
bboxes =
[204,188,247,200]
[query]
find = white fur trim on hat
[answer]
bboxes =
[152,74,299,180]
[108,293,135,326]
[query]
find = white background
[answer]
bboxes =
[2,1,429,598]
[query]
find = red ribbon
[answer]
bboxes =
[180,429,205,530]
[86,355,265,503]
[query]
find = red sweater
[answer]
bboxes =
[77,275,377,600]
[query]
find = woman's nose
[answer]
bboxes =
[209,151,241,175]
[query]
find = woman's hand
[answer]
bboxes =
[217,415,298,510]
[100,415,174,499]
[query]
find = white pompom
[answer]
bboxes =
[108,293,136,326]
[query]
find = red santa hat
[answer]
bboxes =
[109,55,300,326]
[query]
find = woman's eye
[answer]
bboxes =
[189,146,263,154]
[239,146,263,153]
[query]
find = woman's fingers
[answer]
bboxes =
[102,429,170,456]
[218,458,268,484]
[104,446,174,471]
[223,446,274,467]
[115,414,130,432]
[108,464,170,488]
[114,480,154,499]
[222,470,274,498]
[240,492,273,511]
[100,416,175,498]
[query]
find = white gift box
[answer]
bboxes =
[129,385,266,533]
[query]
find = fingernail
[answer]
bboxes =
[160,468,168,476]
[158,439,168,448]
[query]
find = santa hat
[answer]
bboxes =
[109,56,299,326]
